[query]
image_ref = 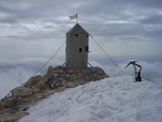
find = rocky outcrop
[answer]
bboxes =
[0,66,108,122]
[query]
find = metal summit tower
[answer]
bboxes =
[65,23,89,68]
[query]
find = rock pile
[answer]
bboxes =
[0,66,108,122]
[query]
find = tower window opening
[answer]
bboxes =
[85,46,89,52]
[75,34,79,37]
[79,48,82,52]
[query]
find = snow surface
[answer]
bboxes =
[19,75,162,122]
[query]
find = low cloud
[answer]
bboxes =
[0,58,162,99]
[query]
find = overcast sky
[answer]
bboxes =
[0,0,162,62]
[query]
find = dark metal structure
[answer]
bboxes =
[125,61,142,82]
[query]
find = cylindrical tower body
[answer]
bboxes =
[66,23,89,68]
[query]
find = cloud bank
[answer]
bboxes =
[0,59,162,99]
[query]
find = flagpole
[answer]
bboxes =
[77,13,78,23]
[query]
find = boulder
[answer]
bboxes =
[11,86,40,98]
[24,75,42,88]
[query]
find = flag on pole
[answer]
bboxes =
[69,13,78,20]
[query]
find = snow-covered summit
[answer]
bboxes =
[20,75,162,122]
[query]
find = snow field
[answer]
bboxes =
[20,75,162,122]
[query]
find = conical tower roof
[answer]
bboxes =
[67,23,88,34]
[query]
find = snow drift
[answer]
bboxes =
[20,75,162,122]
